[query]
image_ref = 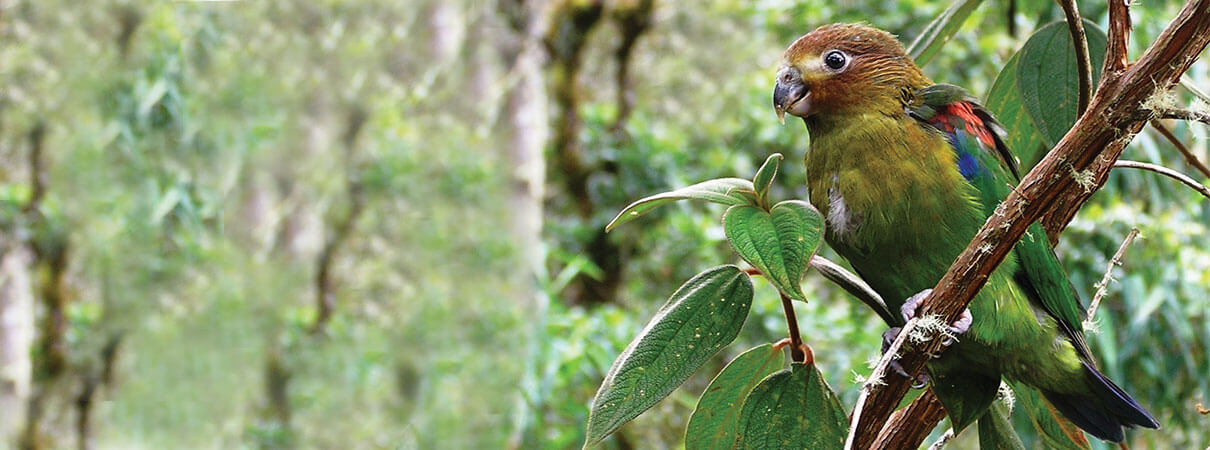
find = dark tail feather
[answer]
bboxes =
[1041,362,1159,442]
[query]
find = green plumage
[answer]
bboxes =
[774,23,1157,442]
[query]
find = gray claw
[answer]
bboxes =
[881,326,930,388]
[901,289,973,348]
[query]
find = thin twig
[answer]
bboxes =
[1059,0,1092,115]
[1150,120,1210,179]
[1180,75,1210,103]
[1085,228,1140,328]
[1115,160,1210,200]
[779,291,806,363]
[1155,107,1210,125]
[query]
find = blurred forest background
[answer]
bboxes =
[0,0,1207,448]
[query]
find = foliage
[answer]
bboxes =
[0,0,1205,449]
[581,1,1209,449]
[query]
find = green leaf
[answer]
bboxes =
[907,0,983,66]
[606,178,756,231]
[978,398,1026,450]
[584,266,754,447]
[752,153,782,207]
[1015,20,1107,148]
[685,344,785,450]
[723,201,823,301]
[734,362,848,449]
[985,51,1048,171]
[1009,381,1091,450]
[930,368,999,433]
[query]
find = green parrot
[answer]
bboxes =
[771,23,1158,442]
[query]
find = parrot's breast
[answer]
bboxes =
[804,112,987,303]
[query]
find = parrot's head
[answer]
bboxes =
[773,23,930,123]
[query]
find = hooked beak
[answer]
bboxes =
[773,67,812,124]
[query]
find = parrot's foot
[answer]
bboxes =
[900,289,972,347]
[881,327,930,388]
[878,290,974,389]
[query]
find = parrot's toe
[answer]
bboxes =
[900,289,972,348]
[881,326,931,388]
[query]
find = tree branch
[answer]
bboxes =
[1103,0,1131,73]
[1042,0,1209,242]
[1114,160,1210,200]
[1058,0,1092,115]
[848,1,1210,446]
[1155,107,1210,126]
[1085,227,1139,329]
[874,389,948,447]
[1149,119,1210,179]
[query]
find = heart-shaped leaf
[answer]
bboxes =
[985,51,1048,171]
[723,200,823,301]
[584,266,754,447]
[752,153,782,207]
[733,362,848,449]
[685,344,785,450]
[1016,20,1107,148]
[907,0,983,66]
[606,178,757,231]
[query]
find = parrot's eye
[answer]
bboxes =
[824,50,848,71]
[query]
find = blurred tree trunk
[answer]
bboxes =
[609,0,654,132]
[545,1,623,306]
[497,0,551,286]
[0,239,34,444]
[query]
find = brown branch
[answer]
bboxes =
[1103,0,1131,73]
[1114,160,1210,200]
[1155,107,1210,126]
[849,1,1210,446]
[1058,0,1092,115]
[1150,119,1210,179]
[311,107,368,334]
[1085,227,1139,328]
[1041,0,1209,242]
[872,390,948,449]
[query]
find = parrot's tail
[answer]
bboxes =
[1041,361,1159,442]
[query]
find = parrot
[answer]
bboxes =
[771,23,1158,442]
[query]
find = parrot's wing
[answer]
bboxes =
[908,84,1093,362]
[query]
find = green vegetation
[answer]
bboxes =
[0,0,1205,448]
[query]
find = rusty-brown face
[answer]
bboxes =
[773,23,921,122]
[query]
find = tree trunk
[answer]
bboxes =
[0,240,35,444]
[500,0,551,282]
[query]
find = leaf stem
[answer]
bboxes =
[1058,0,1092,116]
[779,291,806,363]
